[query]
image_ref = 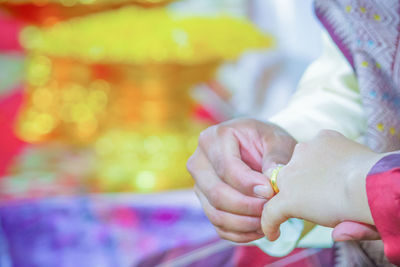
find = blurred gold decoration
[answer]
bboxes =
[93,127,199,192]
[17,6,273,143]
[14,6,274,192]
[20,6,274,65]
[18,56,218,143]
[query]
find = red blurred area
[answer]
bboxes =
[0,89,26,178]
[234,246,335,267]
[0,12,26,178]
[1,1,174,26]
[0,12,24,51]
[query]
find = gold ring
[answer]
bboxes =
[270,165,283,194]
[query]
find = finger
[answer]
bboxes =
[195,171,266,216]
[253,184,275,199]
[253,165,280,199]
[195,186,262,233]
[261,195,289,241]
[261,134,296,174]
[262,153,291,174]
[215,227,264,243]
[332,221,380,241]
[234,130,263,172]
[255,164,286,199]
[219,156,272,197]
[199,127,270,196]
[190,151,266,216]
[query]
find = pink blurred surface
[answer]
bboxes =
[0,12,23,52]
[0,88,26,178]
[0,12,26,177]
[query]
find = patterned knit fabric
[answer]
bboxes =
[314,0,400,265]
[315,0,400,153]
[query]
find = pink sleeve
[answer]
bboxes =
[366,154,400,265]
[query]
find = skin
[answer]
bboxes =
[261,130,384,242]
[187,118,297,242]
[187,118,383,243]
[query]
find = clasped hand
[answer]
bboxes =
[187,119,382,243]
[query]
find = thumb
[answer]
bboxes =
[262,153,290,174]
[332,221,380,241]
[255,153,289,199]
[261,194,288,241]
[261,132,296,174]
[262,144,293,174]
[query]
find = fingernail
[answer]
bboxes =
[253,185,272,198]
[333,233,354,242]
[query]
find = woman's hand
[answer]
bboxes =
[187,118,297,243]
[261,130,383,241]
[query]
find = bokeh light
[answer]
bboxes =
[2,0,273,194]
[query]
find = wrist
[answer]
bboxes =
[345,152,385,225]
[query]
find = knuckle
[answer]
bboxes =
[186,156,195,174]
[219,163,236,182]
[198,126,214,148]
[234,170,251,187]
[209,187,223,210]
[214,158,238,183]
[193,186,200,198]
[217,231,247,243]
[222,164,248,188]
[215,228,231,241]
[198,132,208,149]
[208,211,223,227]
[214,160,227,179]
[241,216,258,228]
[216,124,234,137]
[215,228,227,239]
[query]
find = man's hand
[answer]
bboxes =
[187,118,297,243]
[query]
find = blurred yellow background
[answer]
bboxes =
[0,0,273,196]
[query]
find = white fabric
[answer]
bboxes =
[253,34,367,255]
[253,218,304,257]
[269,34,366,142]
